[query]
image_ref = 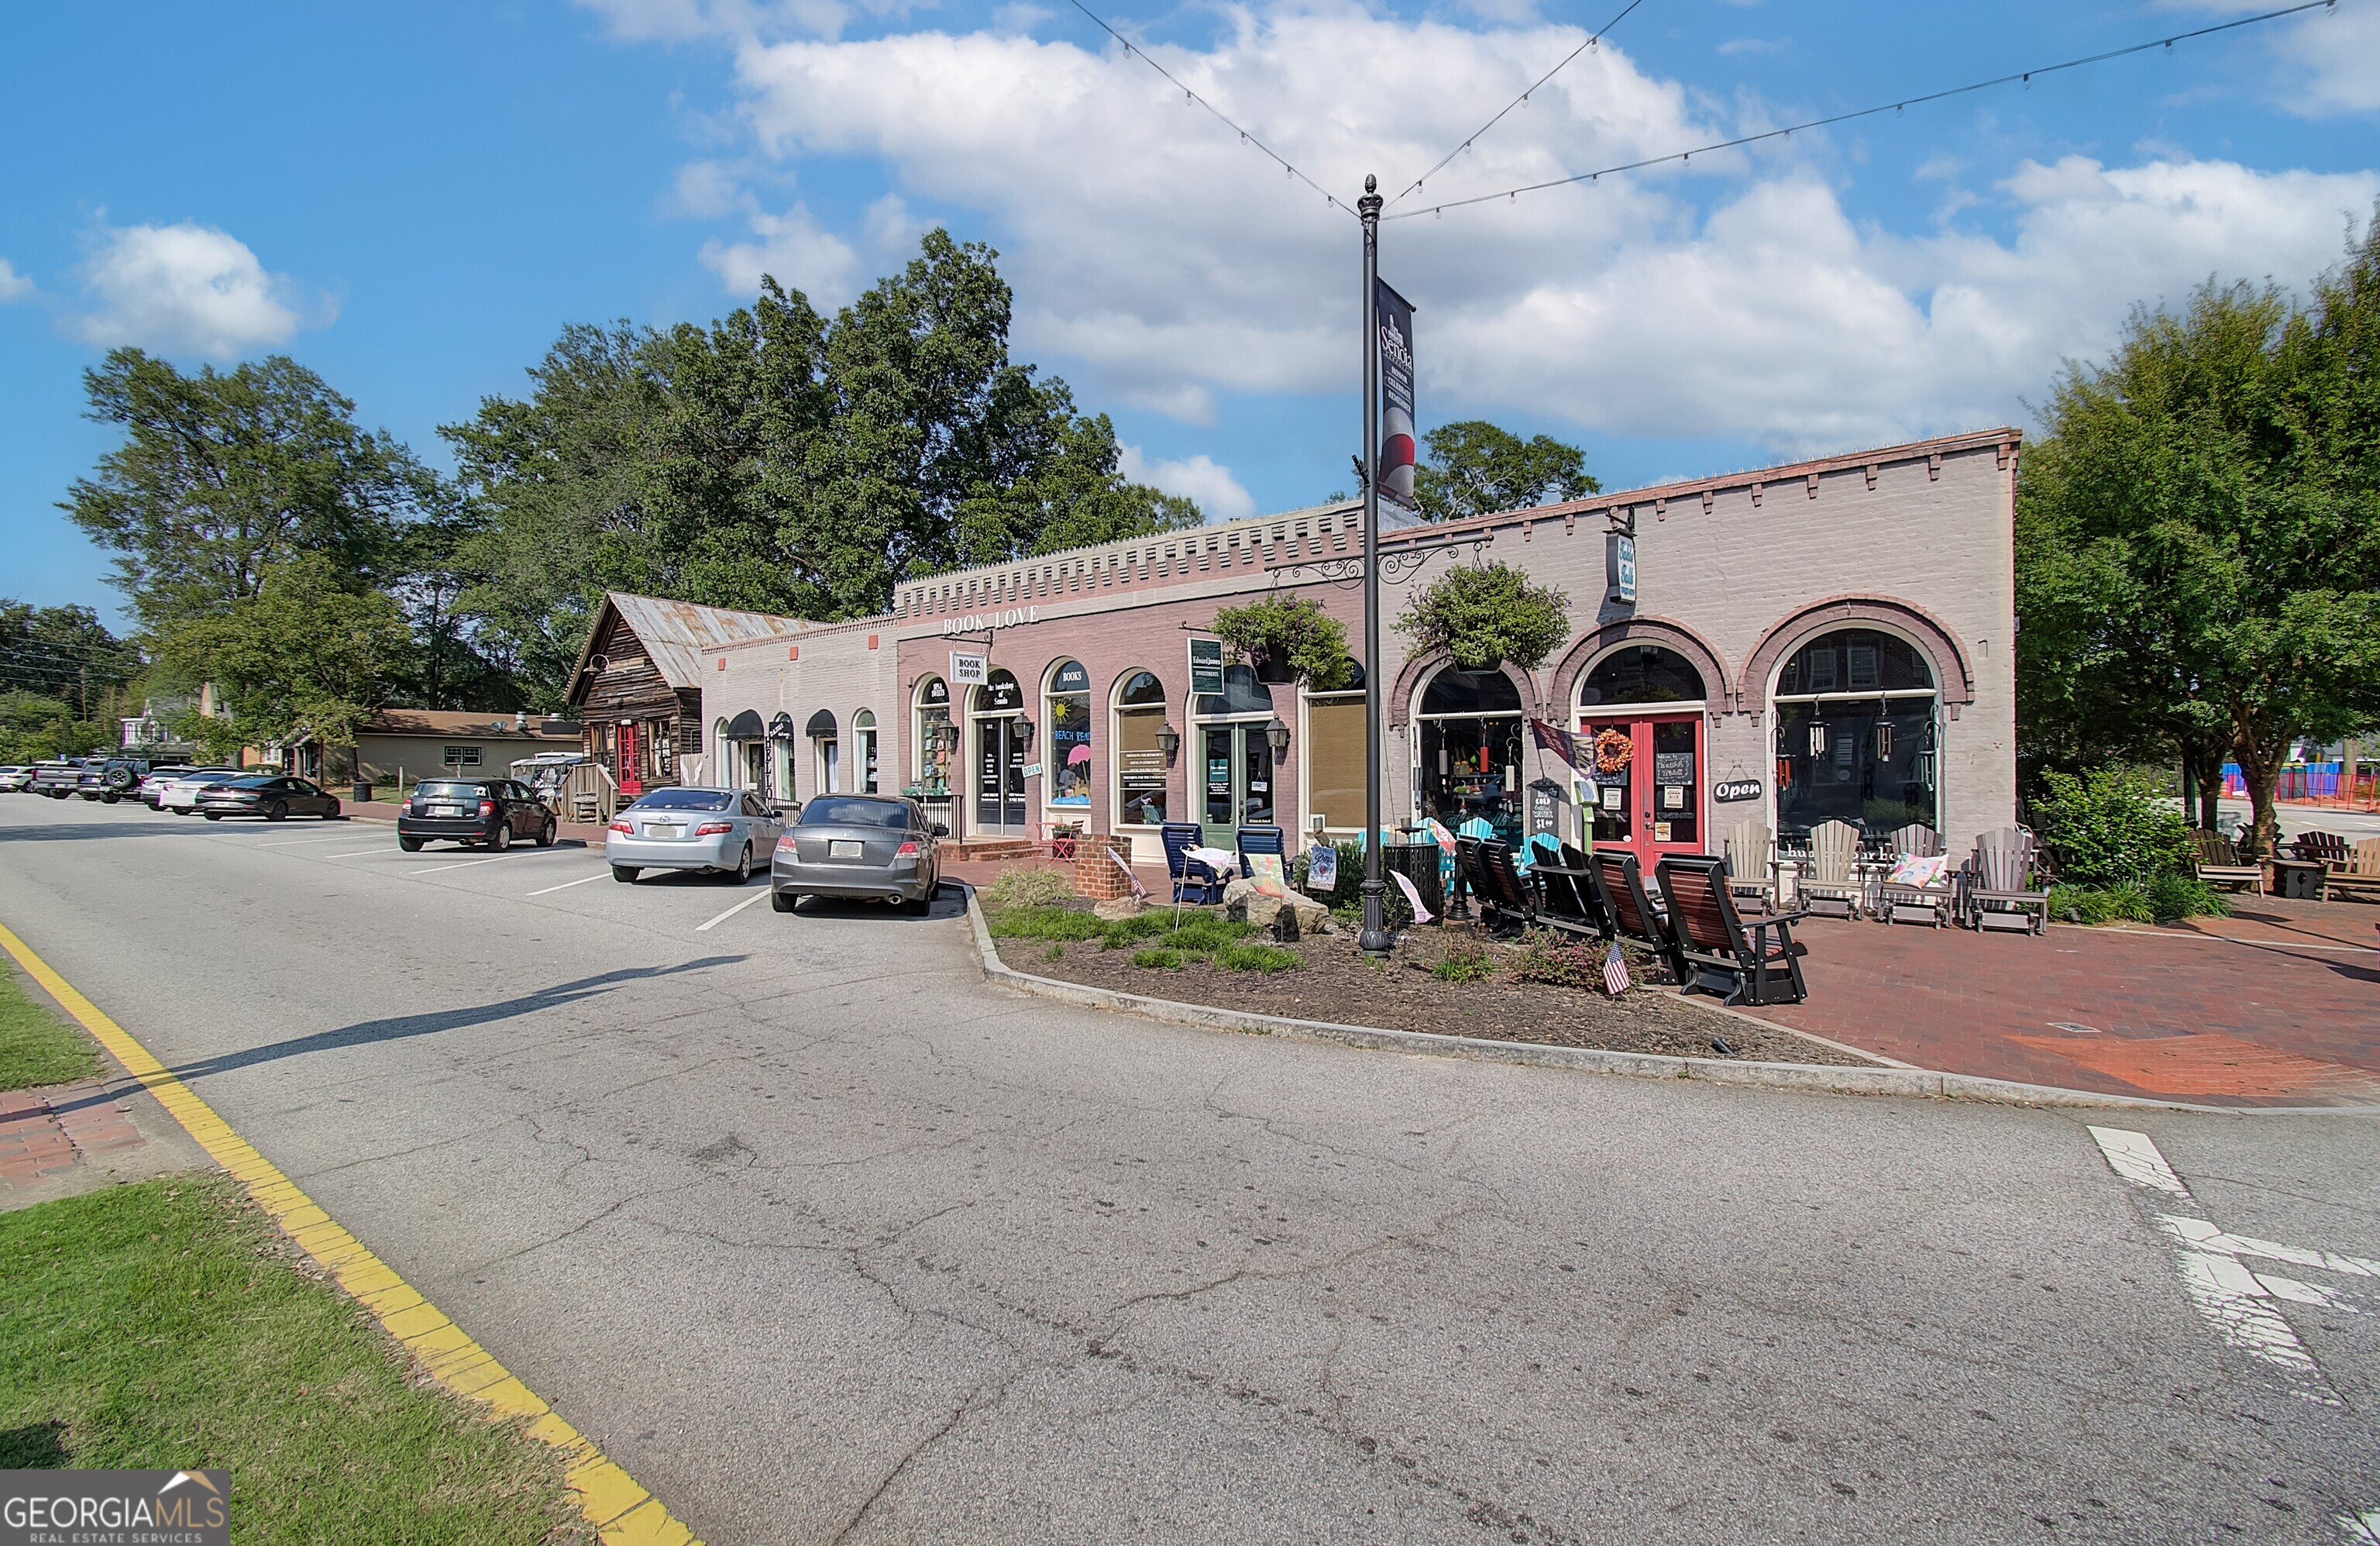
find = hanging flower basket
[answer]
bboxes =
[1207,595,1353,689]
[1395,561,1573,673]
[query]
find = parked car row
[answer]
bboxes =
[1,760,346,821]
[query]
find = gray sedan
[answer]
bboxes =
[607,788,784,884]
[771,795,944,914]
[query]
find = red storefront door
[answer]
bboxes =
[617,721,643,797]
[1580,714,1704,863]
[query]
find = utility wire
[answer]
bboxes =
[1058,0,1354,218]
[1384,0,2344,221]
[1387,0,1647,209]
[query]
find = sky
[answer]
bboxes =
[4,0,2375,628]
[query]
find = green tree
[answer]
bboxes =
[2017,229,2380,856]
[0,691,106,764]
[64,351,428,633]
[1412,421,1599,523]
[0,600,142,717]
[158,557,410,764]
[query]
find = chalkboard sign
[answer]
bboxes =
[1714,778,1763,804]
[1653,751,1694,785]
[1526,776,1565,836]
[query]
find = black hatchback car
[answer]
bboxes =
[397,779,556,852]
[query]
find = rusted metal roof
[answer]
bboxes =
[583,592,812,693]
[363,710,580,742]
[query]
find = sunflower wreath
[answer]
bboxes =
[1593,728,1634,776]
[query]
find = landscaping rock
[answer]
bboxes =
[1273,892,1335,940]
[1224,881,1333,939]
[1223,879,1282,930]
[1092,896,1145,922]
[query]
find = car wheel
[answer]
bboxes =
[537,818,555,847]
[203,812,222,821]
[399,835,423,852]
[324,800,340,819]
[100,793,119,805]
[490,821,511,852]
[729,845,751,884]
[612,865,638,883]
[771,890,798,913]
[267,801,288,822]
[904,888,933,916]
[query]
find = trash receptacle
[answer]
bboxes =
[352,780,373,806]
[1382,842,1443,922]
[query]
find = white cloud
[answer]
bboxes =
[630,7,2374,456]
[1715,36,1787,56]
[670,158,748,218]
[699,200,862,304]
[74,222,317,359]
[1118,444,1254,521]
[2269,1,2380,114]
[0,259,32,303]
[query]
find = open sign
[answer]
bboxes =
[1714,778,1763,803]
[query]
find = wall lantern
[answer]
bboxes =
[1264,715,1291,760]
[1014,715,1037,754]
[1154,722,1181,763]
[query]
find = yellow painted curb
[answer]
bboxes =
[0,920,703,1546]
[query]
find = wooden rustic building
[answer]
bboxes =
[566,592,807,796]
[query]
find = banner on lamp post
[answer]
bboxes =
[1375,279,1417,510]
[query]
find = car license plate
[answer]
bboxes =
[830,839,863,859]
[435,804,468,816]
[648,823,683,838]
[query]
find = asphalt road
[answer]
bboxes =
[3,796,2375,1546]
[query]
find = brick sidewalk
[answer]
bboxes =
[1,1079,150,1200]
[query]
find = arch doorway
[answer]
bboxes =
[1415,666,1524,845]
[971,669,1029,835]
[1575,644,1708,864]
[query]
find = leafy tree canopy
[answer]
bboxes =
[64,350,432,635]
[2016,212,2380,855]
[0,599,142,713]
[0,691,107,765]
[1412,421,1599,523]
[445,231,1199,708]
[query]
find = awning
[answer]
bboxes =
[767,711,796,742]
[724,708,765,739]
[805,709,837,739]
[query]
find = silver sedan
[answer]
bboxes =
[771,795,944,914]
[607,788,785,884]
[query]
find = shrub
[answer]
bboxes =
[1097,912,1173,949]
[2048,883,2155,926]
[987,905,1106,942]
[985,866,1074,911]
[1212,941,1301,973]
[2146,873,2230,925]
[1395,561,1572,672]
[2033,769,2193,888]
[1208,594,1353,687]
[1508,928,1605,989]
[1044,942,1065,962]
[1429,940,1496,983]
[1296,841,1415,928]
[1131,948,1186,969]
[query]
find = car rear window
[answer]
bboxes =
[631,789,734,812]
[415,782,486,798]
[800,797,909,828]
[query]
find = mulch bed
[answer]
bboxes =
[991,914,1876,1067]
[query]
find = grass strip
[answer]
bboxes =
[0,1176,584,1544]
[0,961,101,1092]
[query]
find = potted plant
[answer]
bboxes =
[1208,595,1354,688]
[1395,561,1572,673]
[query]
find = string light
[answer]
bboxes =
[1382,0,2346,222]
[1387,0,1649,209]
[1059,0,1351,218]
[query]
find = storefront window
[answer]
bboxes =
[1578,646,1705,707]
[1113,670,1170,827]
[914,677,951,794]
[1193,664,1274,842]
[855,711,879,794]
[1302,660,1366,833]
[1773,629,1939,842]
[1047,659,1092,810]
[1416,667,1524,844]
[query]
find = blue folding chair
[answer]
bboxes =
[1236,825,1285,886]
[1161,822,1226,918]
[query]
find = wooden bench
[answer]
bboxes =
[1653,855,1811,1007]
[2328,838,2380,903]
[1587,849,1687,985]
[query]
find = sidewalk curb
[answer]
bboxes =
[0,919,704,1546]
[962,890,2377,1115]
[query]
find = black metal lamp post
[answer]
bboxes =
[1357,174,1392,958]
[1264,714,1291,760]
[1154,722,1181,763]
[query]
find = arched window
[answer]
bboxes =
[1415,666,1523,844]
[971,670,1027,832]
[854,709,879,794]
[1113,670,1171,828]
[807,709,839,795]
[1772,628,1941,842]
[913,677,951,794]
[1578,646,1706,708]
[1194,663,1274,718]
[1046,659,1092,811]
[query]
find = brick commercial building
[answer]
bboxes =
[570,428,2018,869]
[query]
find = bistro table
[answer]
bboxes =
[2272,856,2329,901]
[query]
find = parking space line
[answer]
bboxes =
[696,887,774,931]
[258,835,373,848]
[414,855,520,876]
[528,873,610,897]
[318,849,402,859]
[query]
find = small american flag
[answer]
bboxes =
[1602,942,1631,996]
[1108,845,1148,899]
